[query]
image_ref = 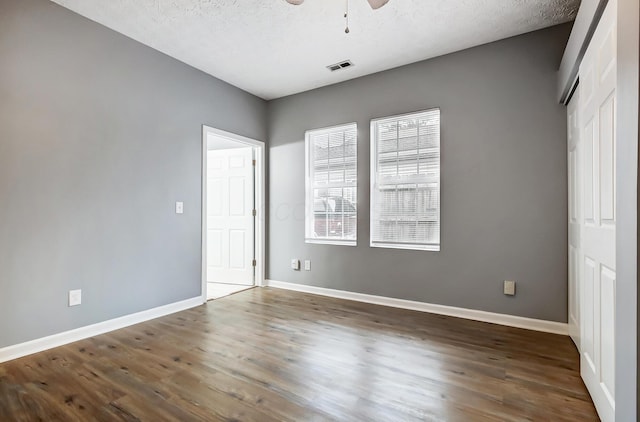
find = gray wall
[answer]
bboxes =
[0,0,267,348]
[267,24,572,322]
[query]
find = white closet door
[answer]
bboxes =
[207,147,255,286]
[578,0,617,420]
[567,87,581,350]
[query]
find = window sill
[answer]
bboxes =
[370,242,440,252]
[306,239,357,247]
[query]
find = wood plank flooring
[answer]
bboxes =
[0,287,598,421]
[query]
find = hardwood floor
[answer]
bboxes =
[0,288,598,421]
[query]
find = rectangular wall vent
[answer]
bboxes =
[327,60,354,72]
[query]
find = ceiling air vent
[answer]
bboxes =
[327,60,354,72]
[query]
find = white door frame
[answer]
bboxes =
[201,125,266,303]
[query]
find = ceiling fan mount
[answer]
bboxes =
[285,0,390,10]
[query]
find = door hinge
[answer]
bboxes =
[252,159,256,166]
[252,259,257,267]
[252,209,257,217]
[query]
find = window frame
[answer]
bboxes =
[305,122,358,246]
[369,109,441,252]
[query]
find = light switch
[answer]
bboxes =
[176,201,184,214]
[504,280,516,296]
[69,289,82,307]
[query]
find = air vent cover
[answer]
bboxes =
[327,60,354,72]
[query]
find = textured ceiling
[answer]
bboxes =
[50,0,579,100]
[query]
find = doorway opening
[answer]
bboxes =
[201,126,265,301]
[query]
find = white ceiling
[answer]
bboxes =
[50,0,579,100]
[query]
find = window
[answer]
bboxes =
[305,123,357,245]
[370,109,440,251]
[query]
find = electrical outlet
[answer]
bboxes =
[69,289,82,307]
[504,280,516,296]
[291,259,300,270]
[304,260,311,271]
[175,201,184,214]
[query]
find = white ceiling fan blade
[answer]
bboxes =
[366,0,390,9]
[286,0,304,5]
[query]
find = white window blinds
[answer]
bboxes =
[370,109,440,251]
[305,123,357,245]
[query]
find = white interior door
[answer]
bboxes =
[567,87,581,349]
[207,147,255,286]
[578,0,617,420]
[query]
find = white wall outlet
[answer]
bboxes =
[291,259,300,270]
[504,280,516,296]
[175,201,184,214]
[69,289,82,307]
[304,260,311,271]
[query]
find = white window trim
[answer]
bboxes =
[369,109,441,252]
[306,238,356,246]
[305,122,358,247]
[370,242,440,252]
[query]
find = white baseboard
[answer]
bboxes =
[0,296,203,363]
[265,280,568,335]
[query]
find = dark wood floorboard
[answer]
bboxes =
[0,287,598,421]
